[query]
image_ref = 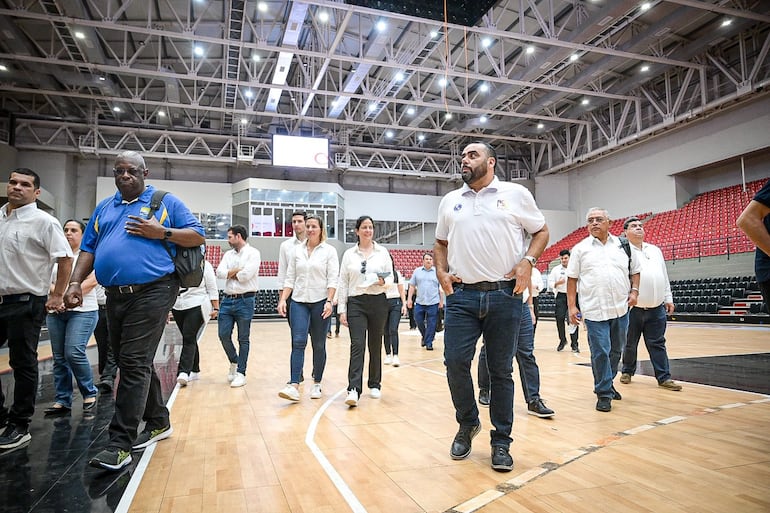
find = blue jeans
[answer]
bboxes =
[584,313,629,398]
[622,304,671,383]
[47,310,99,407]
[478,303,541,404]
[218,296,255,375]
[384,298,402,355]
[445,284,521,448]
[414,302,439,348]
[289,299,329,384]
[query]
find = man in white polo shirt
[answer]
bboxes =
[619,217,682,391]
[434,142,549,472]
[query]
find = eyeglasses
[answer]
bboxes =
[360,260,367,274]
[112,167,143,176]
[626,223,643,229]
[586,217,607,224]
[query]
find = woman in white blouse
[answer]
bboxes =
[337,216,394,407]
[172,260,219,386]
[277,214,339,401]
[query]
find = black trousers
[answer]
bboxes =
[106,279,179,451]
[554,292,579,349]
[172,305,204,374]
[95,305,118,382]
[346,294,388,393]
[0,295,47,430]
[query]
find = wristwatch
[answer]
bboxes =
[163,229,173,240]
[523,256,537,267]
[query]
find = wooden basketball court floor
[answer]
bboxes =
[2,318,767,512]
[122,318,769,513]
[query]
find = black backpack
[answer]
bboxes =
[149,190,205,288]
[618,236,632,276]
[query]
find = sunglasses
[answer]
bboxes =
[112,167,143,176]
[360,260,367,274]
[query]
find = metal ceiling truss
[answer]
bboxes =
[0,0,768,179]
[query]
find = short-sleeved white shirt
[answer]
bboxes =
[435,177,545,284]
[566,234,642,321]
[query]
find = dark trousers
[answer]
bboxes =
[106,279,179,451]
[172,306,204,374]
[622,304,672,383]
[95,305,118,382]
[532,296,539,334]
[346,294,388,393]
[0,295,47,430]
[384,297,402,355]
[555,292,579,349]
[760,279,770,314]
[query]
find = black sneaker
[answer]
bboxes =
[527,399,555,418]
[478,389,490,407]
[491,446,513,472]
[132,425,173,450]
[556,341,566,351]
[450,423,481,460]
[89,448,132,471]
[0,425,31,449]
[596,397,612,412]
[611,386,622,400]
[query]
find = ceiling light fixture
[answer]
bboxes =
[257,2,267,12]
[479,83,489,92]
[445,113,453,120]
[385,130,394,138]
[537,123,544,129]
[395,71,405,81]
[158,111,166,117]
[74,31,85,39]
[640,2,651,11]
[252,54,260,62]
[640,64,650,72]
[417,134,425,141]
[368,103,377,111]
[581,98,590,106]
[721,19,733,27]
[241,118,248,125]
[482,38,492,48]
[0,64,7,71]
[570,54,579,62]
[480,116,488,123]
[407,107,415,115]
[526,46,535,55]
[113,106,121,112]
[194,45,204,57]
[438,77,448,87]
[319,11,329,23]
[244,90,254,99]
[430,30,438,38]
[376,20,387,32]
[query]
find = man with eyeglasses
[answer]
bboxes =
[0,168,73,450]
[407,253,443,351]
[65,151,204,470]
[566,208,641,413]
[435,142,549,472]
[619,217,682,392]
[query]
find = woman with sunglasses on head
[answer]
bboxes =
[277,214,339,402]
[337,216,394,407]
[44,220,99,415]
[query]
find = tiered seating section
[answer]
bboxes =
[671,275,766,316]
[391,249,432,279]
[203,246,278,277]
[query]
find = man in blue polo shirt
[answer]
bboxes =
[407,253,443,350]
[65,150,204,471]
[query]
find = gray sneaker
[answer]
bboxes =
[89,448,133,471]
[132,425,173,450]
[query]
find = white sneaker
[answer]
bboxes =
[227,363,237,382]
[392,355,400,367]
[384,354,392,365]
[310,383,322,399]
[230,372,247,388]
[188,372,200,381]
[279,384,300,401]
[177,372,189,387]
[345,389,359,407]
[370,388,381,399]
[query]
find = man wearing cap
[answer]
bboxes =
[567,208,641,412]
[619,217,682,391]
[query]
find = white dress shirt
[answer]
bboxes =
[337,242,394,314]
[277,235,304,291]
[216,243,261,294]
[435,177,545,284]
[284,241,339,304]
[548,265,569,294]
[386,272,405,300]
[567,234,641,322]
[51,251,97,312]
[530,267,543,298]
[0,202,72,296]
[631,242,673,308]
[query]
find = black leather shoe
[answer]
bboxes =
[491,446,513,472]
[557,341,566,351]
[527,399,555,418]
[596,397,612,412]
[611,386,622,400]
[44,404,71,415]
[450,423,481,460]
[478,389,490,407]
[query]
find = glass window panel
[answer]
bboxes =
[234,189,250,204]
[424,223,437,244]
[274,208,285,237]
[232,204,249,233]
[398,221,424,245]
[376,220,398,244]
[345,219,357,244]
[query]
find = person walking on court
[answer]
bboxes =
[548,249,579,352]
[567,208,640,413]
[216,225,261,388]
[407,253,443,351]
[384,254,407,367]
[435,142,548,472]
[619,217,682,391]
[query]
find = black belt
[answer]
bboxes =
[0,293,42,305]
[222,292,256,299]
[105,274,176,295]
[454,280,515,292]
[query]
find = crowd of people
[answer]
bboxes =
[1,147,767,476]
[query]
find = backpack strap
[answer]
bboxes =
[147,189,175,260]
[619,236,632,275]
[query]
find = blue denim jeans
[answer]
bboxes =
[288,299,329,384]
[218,296,255,375]
[445,284,521,448]
[414,302,439,349]
[384,297,402,355]
[622,304,671,383]
[478,303,541,404]
[584,313,629,398]
[46,310,99,407]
